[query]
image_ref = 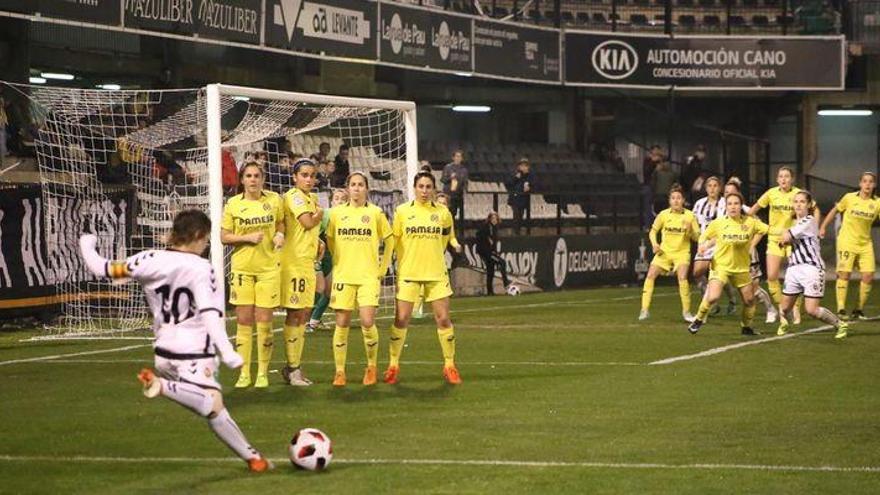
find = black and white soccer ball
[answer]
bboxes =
[506,284,521,296]
[289,428,333,471]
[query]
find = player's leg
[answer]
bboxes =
[332,308,352,387]
[640,262,664,320]
[233,305,255,388]
[693,260,710,294]
[358,279,381,386]
[777,292,797,336]
[330,282,355,386]
[385,280,419,384]
[308,271,332,331]
[230,271,256,388]
[139,359,270,471]
[855,247,874,319]
[835,244,854,317]
[430,296,460,385]
[765,252,784,307]
[282,268,315,386]
[308,269,325,333]
[676,262,693,322]
[689,275,725,334]
[737,275,758,335]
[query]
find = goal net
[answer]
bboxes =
[6,82,417,339]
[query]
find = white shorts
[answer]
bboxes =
[694,246,715,262]
[750,249,763,280]
[154,355,221,391]
[783,264,825,299]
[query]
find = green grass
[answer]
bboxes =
[2,286,880,494]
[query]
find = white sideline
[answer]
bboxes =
[32,359,643,366]
[5,290,670,366]
[649,316,880,366]
[0,345,147,367]
[0,454,877,473]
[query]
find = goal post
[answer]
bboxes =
[204,83,419,280]
[8,80,419,339]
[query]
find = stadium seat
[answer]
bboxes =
[678,15,696,28]
[704,15,722,28]
[729,15,747,29]
[698,0,715,6]
[577,12,591,24]
[631,14,649,26]
[753,15,769,27]
[561,11,575,24]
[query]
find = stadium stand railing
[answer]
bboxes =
[399,0,841,35]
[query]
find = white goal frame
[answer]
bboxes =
[204,83,419,282]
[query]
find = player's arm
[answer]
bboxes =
[289,194,322,229]
[442,210,462,253]
[273,198,286,249]
[752,220,769,247]
[697,220,717,255]
[79,234,131,282]
[819,196,845,238]
[749,191,770,217]
[649,213,663,253]
[194,267,242,369]
[221,228,263,246]
[689,214,701,242]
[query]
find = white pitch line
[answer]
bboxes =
[0,344,148,367]
[649,316,880,366]
[34,359,642,367]
[0,454,877,473]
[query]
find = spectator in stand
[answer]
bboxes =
[221,145,238,196]
[316,159,333,191]
[505,157,532,235]
[419,160,433,174]
[311,141,331,163]
[650,160,679,214]
[476,212,511,296]
[641,145,664,226]
[608,147,626,174]
[681,144,708,205]
[441,149,469,221]
[332,144,351,188]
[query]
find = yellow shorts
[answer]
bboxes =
[330,279,381,311]
[229,270,280,308]
[397,277,453,304]
[837,242,875,273]
[709,269,752,289]
[281,264,316,309]
[766,239,791,258]
[651,251,691,273]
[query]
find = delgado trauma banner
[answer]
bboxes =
[461,233,649,290]
[564,31,845,90]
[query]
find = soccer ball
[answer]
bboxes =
[289,428,333,471]
[506,284,521,296]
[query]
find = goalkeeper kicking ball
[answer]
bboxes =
[506,284,521,296]
[289,428,333,471]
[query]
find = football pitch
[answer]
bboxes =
[2,285,880,494]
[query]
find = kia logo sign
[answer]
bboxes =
[591,40,638,80]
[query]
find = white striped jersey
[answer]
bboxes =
[109,250,225,357]
[787,215,824,270]
[693,196,726,232]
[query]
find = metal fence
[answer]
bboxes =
[418,0,842,35]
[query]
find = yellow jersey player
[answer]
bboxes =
[220,162,285,389]
[819,171,880,320]
[750,166,800,315]
[326,172,395,387]
[689,191,769,336]
[639,185,699,322]
[385,171,461,385]
[279,158,324,387]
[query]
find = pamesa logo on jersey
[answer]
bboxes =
[591,40,638,80]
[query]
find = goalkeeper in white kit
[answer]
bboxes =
[79,209,272,472]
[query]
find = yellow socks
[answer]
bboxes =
[283,324,306,368]
[767,280,782,306]
[836,279,849,312]
[696,299,711,321]
[437,326,456,367]
[362,325,379,368]
[388,325,408,367]
[332,326,350,373]
[678,279,691,314]
[235,324,253,376]
[741,303,757,328]
[255,322,273,377]
[641,278,655,311]
[859,281,872,310]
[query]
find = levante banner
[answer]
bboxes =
[564,31,845,90]
[265,0,376,59]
